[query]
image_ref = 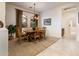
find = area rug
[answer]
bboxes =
[8,37,58,56]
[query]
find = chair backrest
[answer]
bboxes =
[43,27,46,30]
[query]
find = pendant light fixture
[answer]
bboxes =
[33,3,39,20]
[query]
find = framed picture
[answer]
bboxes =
[44,18,51,25]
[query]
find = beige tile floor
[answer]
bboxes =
[37,36,79,56]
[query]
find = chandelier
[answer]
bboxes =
[33,3,39,20]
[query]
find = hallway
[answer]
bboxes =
[37,36,79,56]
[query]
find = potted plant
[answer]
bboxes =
[7,25,16,40]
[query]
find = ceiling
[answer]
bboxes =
[7,2,79,13]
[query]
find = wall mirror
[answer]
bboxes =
[0,21,4,28]
[22,15,27,28]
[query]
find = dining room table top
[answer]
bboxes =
[24,28,45,33]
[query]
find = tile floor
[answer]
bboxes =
[37,36,79,56]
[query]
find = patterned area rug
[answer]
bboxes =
[8,37,58,56]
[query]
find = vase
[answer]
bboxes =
[32,28,35,30]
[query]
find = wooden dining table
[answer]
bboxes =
[24,29,45,42]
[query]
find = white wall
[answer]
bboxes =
[0,28,8,56]
[40,3,79,38]
[5,3,39,26]
[40,7,62,38]
[0,2,6,27]
[0,2,8,56]
[77,24,79,41]
[76,7,79,41]
[6,3,16,26]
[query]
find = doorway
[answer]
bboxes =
[62,8,77,39]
